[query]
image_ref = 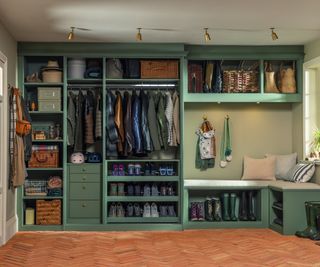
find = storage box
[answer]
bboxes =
[38,100,61,112]
[25,208,35,225]
[68,58,86,79]
[29,145,59,168]
[42,70,62,83]
[38,87,61,100]
[36,199,61,225]
[140,60,179,79]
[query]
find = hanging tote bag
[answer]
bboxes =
[279,62,296,94]
[264,62,279,93]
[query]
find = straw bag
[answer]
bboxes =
[264,62,279,93]
[279,62,296,93]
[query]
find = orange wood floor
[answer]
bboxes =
[0,229,320,267]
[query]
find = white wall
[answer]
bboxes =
[0,20,17,243]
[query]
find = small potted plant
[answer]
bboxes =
[310,129,320,160]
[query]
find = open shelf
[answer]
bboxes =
[185,220,265,229]
[32,139,63,143]
[107,196,179,202]
[67,78,103,85]
[107,176,179,182]
[24,82,64,87]
[107,217,179,223]
[26,168,64,171]
[23,196,63,200]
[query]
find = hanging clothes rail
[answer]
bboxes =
[106,84,178,89]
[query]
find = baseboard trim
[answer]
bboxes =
[5,215,17,243]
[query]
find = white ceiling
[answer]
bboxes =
[0,0,320,45]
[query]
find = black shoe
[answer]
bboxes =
[239,191,248,221]
[205,197,214,221]
[248,191,256,221]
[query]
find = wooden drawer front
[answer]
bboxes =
[69,183,100,200]
[69,173,100,183]
[69,164,101,174]
[38,87,61,100]
[69,200,100,218]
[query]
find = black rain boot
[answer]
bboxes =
[230,193,237,221]
[296,202,320,238]
[239,191,248,221]
[212,197,222,221]
[222,193,231,221]
[205,197,214,221]
[248,191,256,221]
[310,214,320,240]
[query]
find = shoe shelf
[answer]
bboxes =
[107,196,179,202]
[107,217,179,223]
[107,176,180,182]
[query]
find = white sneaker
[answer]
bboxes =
[151,202,159,217]
[143,202,151,217]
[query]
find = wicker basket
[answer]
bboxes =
[36,199,61,225]
[42,70,62,83]
[140,60,179,79]
[29,150,59,168]
[223,70,259,93]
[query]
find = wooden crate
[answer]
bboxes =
[36,199,61,225]
[140,60,179,79]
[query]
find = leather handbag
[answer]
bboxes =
[106,59,123,79]
[15,89,32,136]
[279,62,296,93]
[264,62,279,93]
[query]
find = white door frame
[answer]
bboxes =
[0,51,8,246]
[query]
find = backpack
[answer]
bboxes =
[106,59,123,79]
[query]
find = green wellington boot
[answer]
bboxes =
[230,193,237,221]
[296,202,320,238]
[222,193,231,221]
[310,214,320,240]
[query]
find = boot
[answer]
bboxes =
[109,183,118,196]
[296,202,320,238]
[117,183,125,196]
[197,202,205,221]
[310,214,320,240]
[239,191,248,221]
[190,202,198,221]
[230,193,237,221]
[213,198,222,221]
[248,191,256,221]
[205,197,214,221]
[222,193,231,221]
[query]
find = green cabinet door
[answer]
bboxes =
[69,173,100,183]
[69,163,101,174]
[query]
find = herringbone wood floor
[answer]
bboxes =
[0,229,320,267]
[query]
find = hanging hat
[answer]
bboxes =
[41,60,62,71]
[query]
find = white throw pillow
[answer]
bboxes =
[241,156,276,181]
[265,153,297,180]
[284,162,315,183]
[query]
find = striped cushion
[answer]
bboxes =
[284,162,315,183]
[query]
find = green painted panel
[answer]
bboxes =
[69,183,101,200]
[107,217,179,223]
[69,173,100,183]
[184,221,266,229]
[68,163,101,174]
[64,224,182,231]
[107,176,179,182]
[20,225,63,231]
[69,200,100,218]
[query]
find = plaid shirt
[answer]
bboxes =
[8,89,17,188]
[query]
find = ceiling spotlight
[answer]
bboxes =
[136,28,142,41]
[204,28,211,42]
[68,27,75,40]
[270,27,278,41]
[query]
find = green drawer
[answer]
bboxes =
[69,182,100,200]
[38,87,61,100]
[69,200,100,218]
[69,164,101,174]
[38,100,61,112]
[69,173,100,183]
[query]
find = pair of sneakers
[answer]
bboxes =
[159,205,176,217]
[126,203,142,217]
[160,184,174,196]
[109,183,125,196]
[128,163,142,176]
[159,165,174,176]
[111,164,125,176]
[143,202,159,217]
[127,184,142,196]
[143,184,159,196]
[109,202,125,217]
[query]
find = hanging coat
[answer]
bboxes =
[114,91,125,155]
[170,91,180,147]
[141,90,152,152]
[123,91,134,156]
[84,90,95,145]
[165,92,174,146]
[132,91,143,154]
[156,93,168,150]
[147,92,161,151]
[106,92,118,157]
[67,92,76,146]
[74,91,84,152]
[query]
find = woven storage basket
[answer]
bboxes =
[24,180,47,196]
[140,60,179,79]
[29,150,59,168]
[42,70,62,83]
[223,70,258,93]
[36,199,61,225]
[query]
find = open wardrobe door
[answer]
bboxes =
[0,52,8,246]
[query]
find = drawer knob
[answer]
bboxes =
[82,168,86,172]
[82,204,86,208]
[82,176,86,181]
[82,186,86,190]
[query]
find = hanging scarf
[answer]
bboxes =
[220,116,232,168]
